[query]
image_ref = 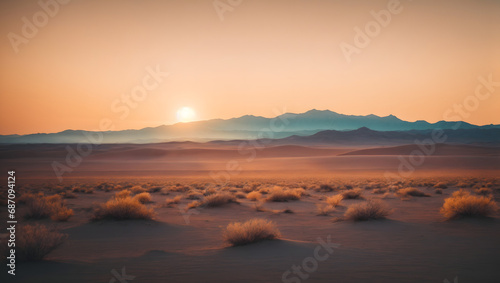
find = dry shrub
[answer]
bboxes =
[133,192,152,204]
[25,195,74,221]
[318,184,336,192]
[187,200,202,210]
[266,187,302,202]
[223,218,281,246]
[165,195,182,207]
[130,185,147,194]
[92,197,154,220]
[204,192,237,207]
[440,190,497,219]
[435,188,443,194]
[397,187,430,198]
[341,189,363,200]
[475,187,492,196]
[17,224,67,261]
[115,189,131,199]
[160,187,170,195]
[316,204,335,216]
[326,194,343,207]
[25,198,53,219]
[434,182,448,189]
[344,199,391,221]
[203,187,217,196]
[247,191,262,201]
[186,191,204,200]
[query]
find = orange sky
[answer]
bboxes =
[1,0,499,135]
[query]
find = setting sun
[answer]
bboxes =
[176,107,197,123]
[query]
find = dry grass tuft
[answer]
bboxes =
[341,189,363,200]
[246,191,262,201]
[474,187,493,196]
[24,194,74,221]
[165,195,182,207]
[266,187,303,202]
[223,218,281,246]
[326,194,343,207]
[316,204,335,216]
[92,197,155,220]
[16,224,67,261]
[115,189,131,199]
[434,182,448,189]
[344,199,391,221]
[203,192,237,207]
[133,192,152,204]
[397,187,430,198]
[440,190,497,219]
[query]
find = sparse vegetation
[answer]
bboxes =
[246,191,262,201]
[344,199,391,221]
[341,188,363,200]
[266,187,303,202]
[24,194,74,221]
[223,218,281,246]
[475,187,492,196]
[165,195,182,207]
[133,192,152,204]
[92,197,155,220]
[440,190,497,219]
[397,187,430,198]
[16,224,67,261]
[316,204,335,216]
[326,194,343,207]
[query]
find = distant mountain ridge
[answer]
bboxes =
[1,109,499,144]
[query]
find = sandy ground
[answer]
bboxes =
[1,181,499,283]
[0,143,499,282]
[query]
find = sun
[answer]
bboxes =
[176,107,197,123]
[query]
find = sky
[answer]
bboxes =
[1,0,499,135]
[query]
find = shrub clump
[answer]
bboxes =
[16,224,67,261]
[223,218,281,246]
[397,187,430,198]
[92,197,155,220]
[266,187,304,202]
[133,192,152,204]
[326,194,343,207]
[204,192,237,207]
[165,195,182,207]
[440,190,497,219]
[341,189,363,200]
[246,191,262,201]
[344,199,391,221]
[24,194,74,221]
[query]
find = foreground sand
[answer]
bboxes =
[1,176,499,283]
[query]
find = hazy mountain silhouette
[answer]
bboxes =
[1,109,499,144]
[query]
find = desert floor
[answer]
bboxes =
[0,143,499,282]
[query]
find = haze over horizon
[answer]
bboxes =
[1,0,499,135]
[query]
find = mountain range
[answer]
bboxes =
[1,109,499,144]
